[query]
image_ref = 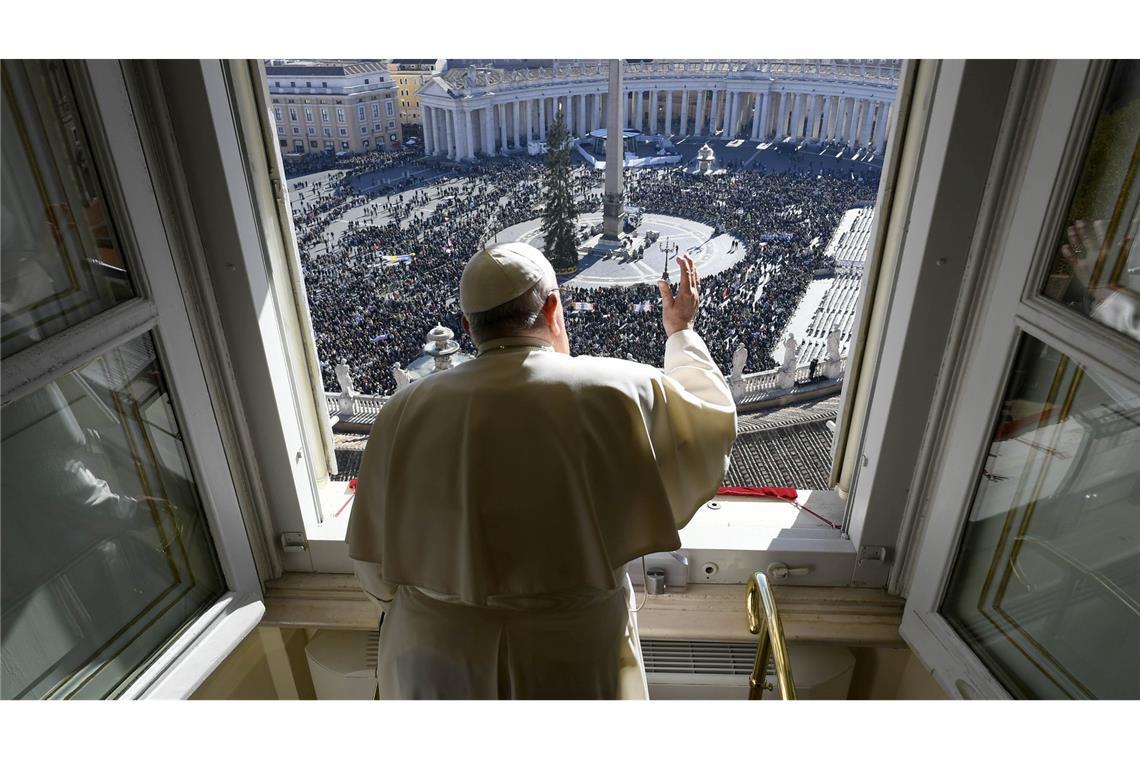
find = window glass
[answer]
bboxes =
[941,333,1139,698]
[1,333,225,699]
[2,63,135,359]
[1041,61,1140,344]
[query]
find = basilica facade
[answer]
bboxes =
[417,59,901,161]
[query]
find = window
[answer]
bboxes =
[389,133,398,142]
[339,128,347,137]
[292,126,300,135]
[386,100,394,117]
[288,106,297,121]
[279,138,286,148]
[323,127,331,138]
[336,108,346,124]
[321,107,329,123]
[309,140,318,148]
[388,120,395,129]
[277,125,284,136]
[305,82,312,88]
[324,140,333,150]
[340,141,349,151]
[357,105,365,122]
[293,140,304,151]
[289,81,295,87]
[274,106,282,121]
[371,102,380,120]
[363,139,369,148]
[304,107,313,122]
[373,122,381,132]
[360,126,368,135]
[1,60,260,699]
[902,60,1140,699]
[308,126,316,136]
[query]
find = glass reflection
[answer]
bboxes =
[1,334,223,699]
[1042,61,1140,343]
[942,334,1140,698]
[1,61,134,359]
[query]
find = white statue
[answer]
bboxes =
[731,344,748,381]
[392,362,411,391]
[825,329,841,363]
[781,333,799,372]
[335,363,356,396]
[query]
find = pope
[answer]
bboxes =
[347,241,737,699]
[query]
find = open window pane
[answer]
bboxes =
[941,333,1139,698]
[1,62,135,359]
[1041,60,1140,344]
[1,333,224,699]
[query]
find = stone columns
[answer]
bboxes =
[580,93,588,137]
[751,94,763,141]
[499,103,508,151]
[695,89,706,135]
[464,109,475,160]
[435,107,447,155]
[819,97,831,142]
[790,93,803,140]
[593,92,602,132]
[513,101,521,147]
[709,89,720,136]
[445,108,456,159]
[422,106,435,155]
[648,90,658,134]
[481,107,492,155]
[874,102,891,153]
[665,91,673,135]
[539,97,546,141]
[526,99,534,144]
[778,93,791,139]
[759,92,771,141]
[846,98,859,145]
[806,95,818,141]
[727,91,739,139]
[679,90,689,136]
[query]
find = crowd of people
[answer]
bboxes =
[286,147,878,396]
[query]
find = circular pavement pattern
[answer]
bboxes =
[494,212,745,289]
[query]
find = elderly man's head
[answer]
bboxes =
[459,243,569,353]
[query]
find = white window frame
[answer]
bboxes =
[900,60,1140,698]
[193,60,1024,589]
[1,60,264,699]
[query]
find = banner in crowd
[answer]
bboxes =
[571,302,596,312]
[631,301,653,313]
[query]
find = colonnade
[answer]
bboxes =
[422,86,892,161]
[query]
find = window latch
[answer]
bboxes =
[279,531,308,553]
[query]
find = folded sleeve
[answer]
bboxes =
[649,329,738,529]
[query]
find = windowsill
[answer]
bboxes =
[260,574,903,647]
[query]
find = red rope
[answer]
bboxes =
[334,478,358,518]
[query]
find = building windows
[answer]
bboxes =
[307,126,316,136]
[277,125,284,135]
[385,101,394,117]
[357,105,365,122]
[364,79,370,85]
[293,139,304,150]
[292,126,300,135]
[322,82,328,88]
[388,120,395,129]
[324,140,333,150]
[304,107,313,122]
[274,106,282,121]
[374,122,382,132]
[288,107,297,121]
[363,138,369,147]
[339,128,348,137]
[371,102,380,120]
[279,138,287,147]
[323,127,332,138]
[360,126,368,135]
[305,82,312,88]
[390,133,398,142]
[340,141,349,151]
[336,108,346,124]
[309,140,318,148]
[321,107,329,123]
[290,81,296,87]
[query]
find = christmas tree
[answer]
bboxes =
[540,111,579,273]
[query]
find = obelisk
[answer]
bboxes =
[602,59,624,240]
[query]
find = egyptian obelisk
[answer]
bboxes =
[601,59,624,240]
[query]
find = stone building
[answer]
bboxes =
[417,59,900,161]
[388,59,439,144]
[265,60,399,156]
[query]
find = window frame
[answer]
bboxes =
[1,60,264,699]
[209,59,1016,588]
[900,60,1140,698]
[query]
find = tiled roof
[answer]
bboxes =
[333,394,839,490]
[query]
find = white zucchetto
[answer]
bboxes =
[459,242,557,314]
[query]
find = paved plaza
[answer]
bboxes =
[495,212,744,289]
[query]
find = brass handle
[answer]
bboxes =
[745,571,797,700]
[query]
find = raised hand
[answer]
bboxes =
[657,254,700,337]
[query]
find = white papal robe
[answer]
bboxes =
[346,329,737,699]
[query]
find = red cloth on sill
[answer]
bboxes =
[716,485,798,500]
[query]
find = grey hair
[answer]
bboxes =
[465,272,558,344]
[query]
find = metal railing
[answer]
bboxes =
[745,571,797,700]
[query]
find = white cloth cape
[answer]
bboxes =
[347,329,737,698]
